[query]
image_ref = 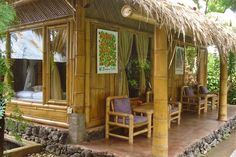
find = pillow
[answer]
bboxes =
[16,91,33,99]
[185,87,195,96]
[114,98,132,114]
[32,92,43,100]
[32,85,42,92]
[200,86,209,94]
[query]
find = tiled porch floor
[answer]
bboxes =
[81,105,236,157]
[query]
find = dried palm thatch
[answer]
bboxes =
[124,0,236,54]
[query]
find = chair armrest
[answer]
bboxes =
[169,101,181,108]
[169,101,182,113]
[108,112,134,125]
[108,111,132,118]
[182,95,198,102]
[133,110,152,116]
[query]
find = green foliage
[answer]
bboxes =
[0,0,16,32]
[6,105,30,142]
[227,52,236,104]
[0,55,14,120]
[0,0,15,120]
[207,52,236,105]
[185,46,197,71]
[207,0,234,13]
[185,46,198,85]
[207,53,220,92]
[126,58,151,97]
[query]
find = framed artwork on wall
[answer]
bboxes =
[175,46,184,75]
[97,29,118,74]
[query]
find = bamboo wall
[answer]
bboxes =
[6,100,68,127]
[85,22,117,128]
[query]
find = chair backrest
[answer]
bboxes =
[146,91,153,103]
[106,96,131,114]
[181,86,195,102]
[198,85,209,94]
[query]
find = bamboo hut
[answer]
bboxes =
[2,0,236,156]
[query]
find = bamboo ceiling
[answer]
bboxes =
[14,0,74,25]
[124,0,236,54]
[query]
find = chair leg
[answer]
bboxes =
[147,113,152,138]
[129,127,134,144]
[105,123,109,139]
[129,117,134,144]
[204,103,207,113]
[178,116,181,125]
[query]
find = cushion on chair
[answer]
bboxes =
[185,87,195,96]
[169,105,179,113]
[200,86,209,94]
[114,98,132,114]
[117,116,148,124]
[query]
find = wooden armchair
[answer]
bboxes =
[168,101,182,128]
[146,91,182,128]
[105,96,152,144]
[198,85,219,110]
[181,86,207,115]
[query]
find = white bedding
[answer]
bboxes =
[15,91,42,102]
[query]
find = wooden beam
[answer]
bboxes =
[13,0,37,6]
[218,53,228,121]
[121,5,158,25]
[152,27,168,157]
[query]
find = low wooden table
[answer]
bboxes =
[133,102,154,114]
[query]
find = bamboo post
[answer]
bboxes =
[152,27,168,157]
[68,0,86,144]
[73,0,86,113]
[85,21,91,125]
[218,53,228,121]
[4,32,12,86]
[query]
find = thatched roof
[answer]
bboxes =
[124,0,236,54]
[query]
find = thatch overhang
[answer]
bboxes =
[123,0,236,54]
[12,0,75,26]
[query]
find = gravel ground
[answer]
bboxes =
[26,152,59,157]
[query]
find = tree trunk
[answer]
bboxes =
[0,116,4,157]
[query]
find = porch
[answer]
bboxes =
[81,105,236,157]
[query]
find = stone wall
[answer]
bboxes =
[178,116,236,157]
[5,119,114,157]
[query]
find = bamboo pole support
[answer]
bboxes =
[218,53,228,121]
[85,20,91,125]
[72,1,86,113]
[4,32,12,86]
[152,27,168,157]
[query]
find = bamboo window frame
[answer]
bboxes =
[45,23,71,105]
[6,19,72,106]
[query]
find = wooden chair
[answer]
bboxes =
[105,96,152,144]
[181,86,207,115]
[198,85,219,110]
[168,101,182,128]
[146,91,182,128]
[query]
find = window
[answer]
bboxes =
[185,46,198,85]
[127,37,151,98]
[11,29,43,102]
[48,26,67,101]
